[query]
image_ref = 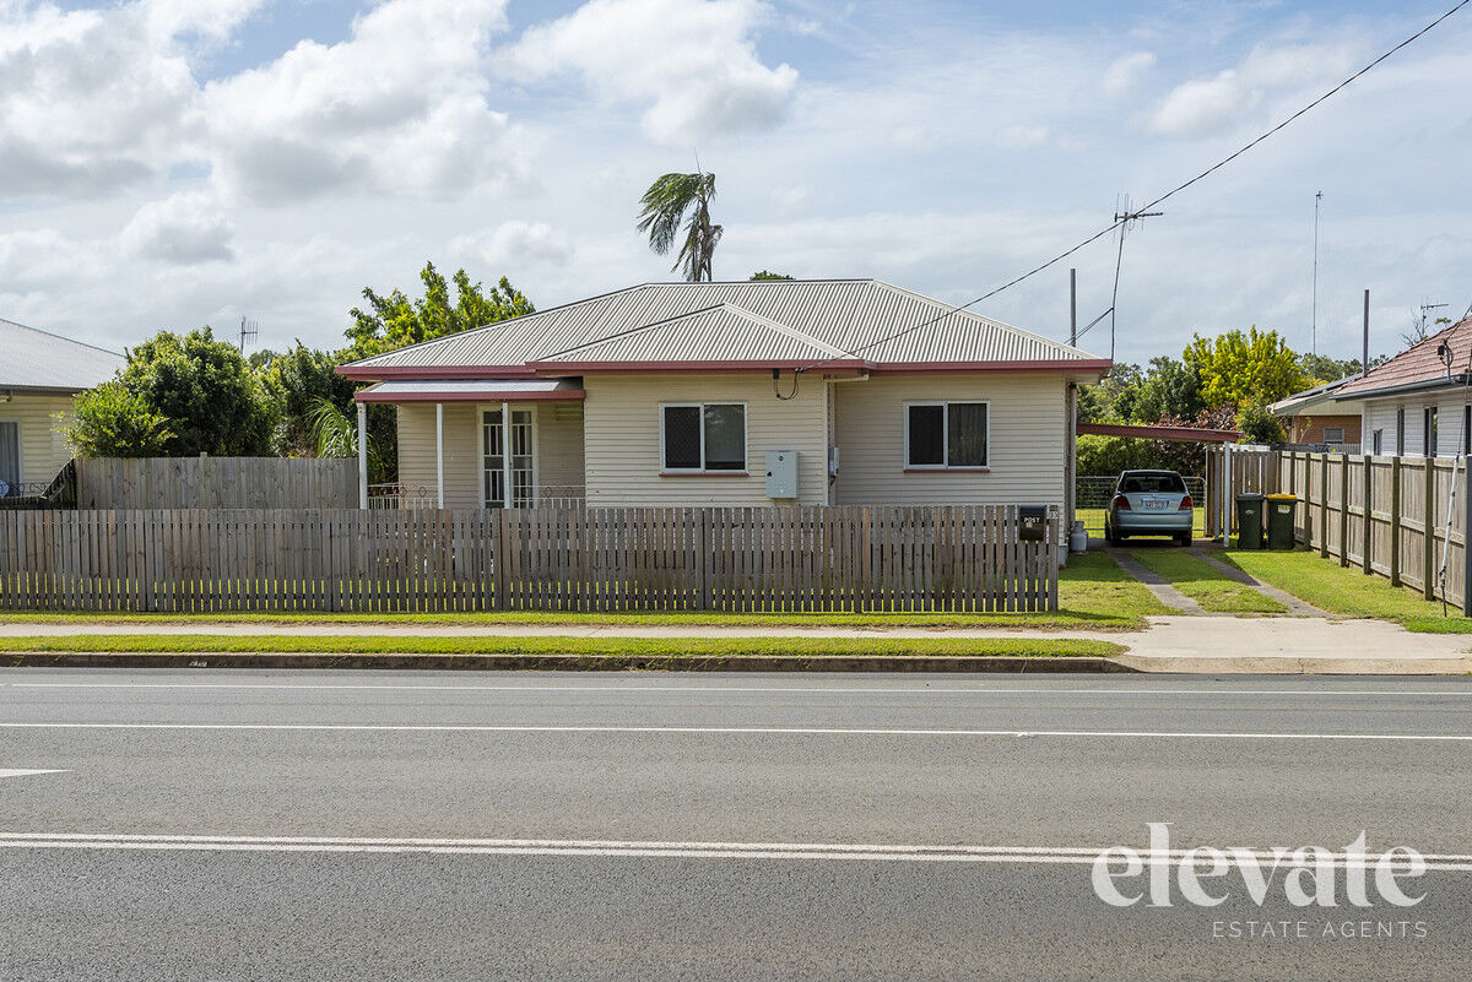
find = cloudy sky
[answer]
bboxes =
[3,0,1469,365]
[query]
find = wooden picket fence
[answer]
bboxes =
[1205,447,1469,610]
[0,505,1060,614]
[75,457,358,510]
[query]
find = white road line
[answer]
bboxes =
[1,833,1468,868]
[5,682,1471,697]
[2,722,1471,741]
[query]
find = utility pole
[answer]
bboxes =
[1363,289,1370,377]
[1312,191,1322,357]
[1069,268,1077,347]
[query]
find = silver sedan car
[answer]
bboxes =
[1105,469,1194,546]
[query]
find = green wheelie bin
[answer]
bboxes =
[1234,493,1265,550]
[1265,493,1298,550]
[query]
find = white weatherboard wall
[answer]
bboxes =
[1360,394,1472,457]
[397,403,479,509]
[397,402,586,508]
[0,393,76,484]
[581,373,828,506]
[832,373,1067,508]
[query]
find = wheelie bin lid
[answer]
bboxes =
[1235,492,1266,501]
[1266,493,1298,502]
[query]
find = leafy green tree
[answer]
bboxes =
[1077,363,1142,423]
[66,382,174,458]
[1236,402,1286,444]
[261,343,357,457]
[344,262,533,360]
[101,327,277,456]
[636,171,723,282]
[1183,327,1307,409]
[1133,356,1203,423]
[750,270,793,281]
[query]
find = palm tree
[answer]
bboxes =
[635,171,723,282]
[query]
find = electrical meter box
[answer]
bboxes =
[765,450,798,499]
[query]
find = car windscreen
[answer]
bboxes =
[1120,474,1187,495]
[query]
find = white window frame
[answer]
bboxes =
[659,401,749,474]
[477,404,539,508]
[902,400,991,471]
[1322,426,1345,447]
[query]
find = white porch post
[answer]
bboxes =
[356,402,369,510]
[435,402,445,509]
[501,400,513,508]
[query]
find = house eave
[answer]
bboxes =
[1333,375,1465,401]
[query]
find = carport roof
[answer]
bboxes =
[1077,422,1244,443]
[354,378,585,402]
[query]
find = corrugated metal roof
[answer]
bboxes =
[341,280,1103,374]
[355,378,584,402]
[1,317,125,391]
[1335,316,1472,399]
[536,303,855,365]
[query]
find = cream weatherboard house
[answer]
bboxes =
[338,279,1110,524]
[0,317,124,498]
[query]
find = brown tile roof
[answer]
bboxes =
[1336,315,1472,398]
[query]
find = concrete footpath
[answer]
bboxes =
[1,616,1469,674]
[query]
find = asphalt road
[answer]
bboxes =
[2,669,1471,981]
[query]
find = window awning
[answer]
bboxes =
[355,378,585,403]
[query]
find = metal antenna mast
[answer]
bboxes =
[238,316,259,354]
[1312,191,1323,356]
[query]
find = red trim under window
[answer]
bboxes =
[659,470,751,477]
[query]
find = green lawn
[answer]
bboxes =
[1127,548,1287,614]
[0,634,1123,660]
[0,553,1165,631]
[1223,549,1472,634]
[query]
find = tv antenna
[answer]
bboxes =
[238,316,259,353]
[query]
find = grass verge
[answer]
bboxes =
[0,553,1165,631]
[1127,548,1288,614]
[0,634,1123,659]
[1223,549,1472,634]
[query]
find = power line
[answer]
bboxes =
[796,0,1471,372]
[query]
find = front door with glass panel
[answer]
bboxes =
[483,408,534,508]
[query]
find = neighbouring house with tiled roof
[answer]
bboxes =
[0,318,125,498]
[1333,315,1472,457]
[338,279,1110,521]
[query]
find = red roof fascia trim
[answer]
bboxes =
[355,389,585,404]
[527,359,869,373]
[868,359,1113,374]
[1077,422,1243,443]
[336,365,539,381]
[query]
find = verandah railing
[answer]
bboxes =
[0,505,1059,614]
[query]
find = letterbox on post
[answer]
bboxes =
[1018,505,1048,543]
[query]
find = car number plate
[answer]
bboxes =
[1144,499,1168,511]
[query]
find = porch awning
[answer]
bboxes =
[354,378,585,403]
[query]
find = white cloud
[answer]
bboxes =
[503,0,797,144]
[1103,51,1155,95]
[451,220,573,268]
[144,0,265,42]
[200,0,523,203]
[0,1,200,195]
[999,124,1050,148]
[0,228,98,289]
[121,191,235,264]
[1149,40,1359,136]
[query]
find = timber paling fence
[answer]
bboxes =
[0,505,1060,614]
[75,457,358,510]
[1205,448,1468,611]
